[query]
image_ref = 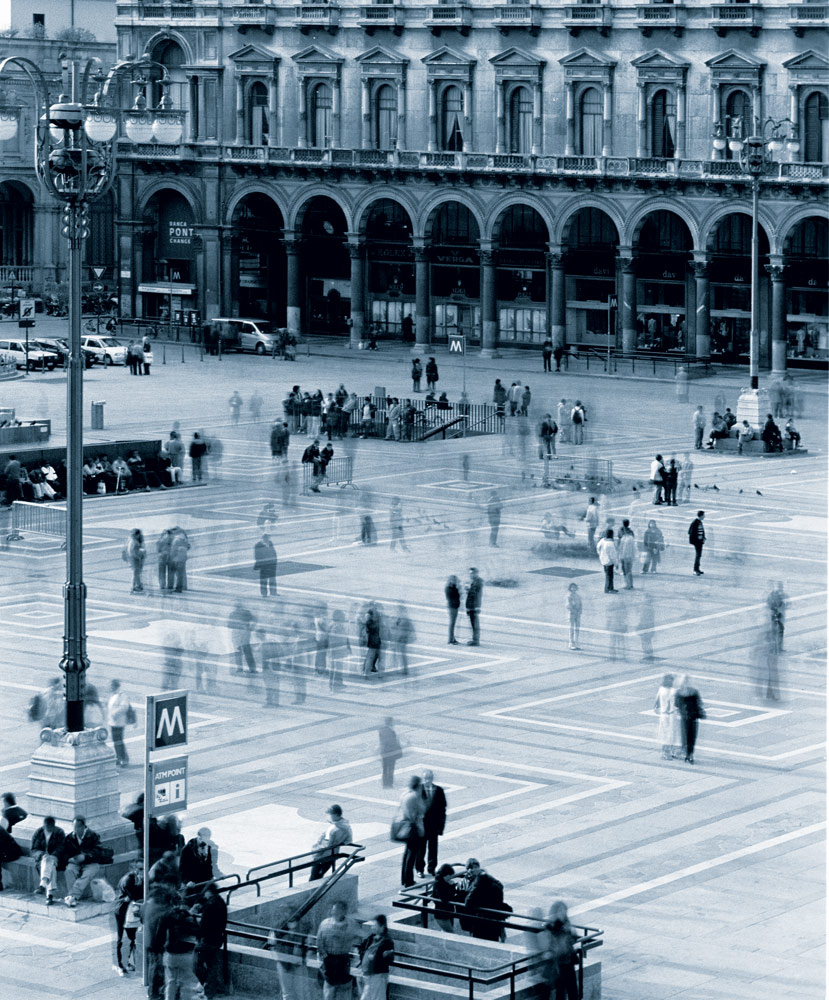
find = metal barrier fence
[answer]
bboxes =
[550,457,614,489]
[302,455,354,494]
[6,501,66,546]
[346,399,504,441]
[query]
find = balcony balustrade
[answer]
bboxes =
[358,3,404,33]
[635,3,686,35]
[563,3,613,36]
[788,2,827,33]
[295,2,340,33]
[425,2,472,35]
[231,3,278,32]
[492,3,542,34]
[708,2,762,35]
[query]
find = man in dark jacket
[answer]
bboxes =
[270,421,290,462]
[416,770,447,877]
[462,858,509,942]
[194,883,228,998]
[160,897,202,999]
[358,914,394,997]
[301,439,322,492]
[60,816,104,907]
[30,815,65,903]
[466,567,483,646]
[253,533,278,596]
[688,511,706,576]
[179,828,215,897]
[144,885,175,1000]
[445,575,460,645]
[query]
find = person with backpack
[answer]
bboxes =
[570,401,586,445]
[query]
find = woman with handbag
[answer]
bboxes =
[394,775,425,887]
[112,858,143,976]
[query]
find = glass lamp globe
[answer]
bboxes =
[84,110,118,143]
[768,138,783,153]
[712,136,726,151]
[786,138,801,155]
[124,113,154,144]
[728,138,743,153]
[152,113,183,145]
[0,109,19,142]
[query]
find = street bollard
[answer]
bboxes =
[162,343,167,365]
[181,343,185,363]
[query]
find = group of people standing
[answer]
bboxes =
[653,674,707,764]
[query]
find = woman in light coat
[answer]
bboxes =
[653,674,679,760]
[596,529,619,594]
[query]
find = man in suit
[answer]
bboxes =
[253,533,277,596]
[688,510,706,576]
[415,770,447,878]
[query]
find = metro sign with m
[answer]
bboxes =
[151,692,188,749]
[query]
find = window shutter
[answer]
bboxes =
[509,91,520,153]
[804,93,828,163]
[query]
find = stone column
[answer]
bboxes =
[480,246,497,357]
[548,250,565,351]
[397,79,406,149]
[789,86,799,146]
[33,202,58,294]
[414,241,430,350]
[602,83,613,158]
[565,82,575,155]
[221,233,237,317]
[636,83,647,158]
[620,255,637,353]
[428,82,437,152]
[268,75,278,146]
[532,83,542,155]
[495,81,505,154]
[691,257,710,359]
[463,82,472,151]
[361,78,371,149]
[297,79,307,148]
[711,83,722,160]
[677,83,687,159]
[285,232,301,337]
[235,76,245,144]
[766,258,787,374]
[347,237,365,349]
[189,77,199,143]
[332,78,341,148]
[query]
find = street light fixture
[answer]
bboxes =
[0,54,183,733]
[711,115,799,425]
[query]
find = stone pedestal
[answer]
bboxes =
[735,386,771,432]
[15,726,134,854]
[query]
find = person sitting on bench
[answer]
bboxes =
[784,418,801,450]
[737,421,754,455]
[706,412,729,449]
[761,414,783,453]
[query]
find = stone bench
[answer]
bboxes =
[709,435,806,456]
[2,848,139,897]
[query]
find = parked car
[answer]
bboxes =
[81,335,127,365]
[35,338,96,368]
[211,318,276,354]
[0,337,60,371]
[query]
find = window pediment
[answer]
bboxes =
[356,45,408,81]
[705,49,764,85]
[783,50,829,84]
[422,46,476,83]
[559,48,615,85]
[228,45,278,75]
[490,47,544,84]
[632,49,688,86]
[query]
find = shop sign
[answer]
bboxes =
[433,249,477,266]
[497,251,544,269]
[369,244,413,261]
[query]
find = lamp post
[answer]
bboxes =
[711,115,799,425]
[0,56,183,734]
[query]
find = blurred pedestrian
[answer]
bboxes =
[445,575,460,645]
[168,527,190,593]
[157,528,173,592]
[425,357,439,392]
[674,674,706,764]
[106,679,133,768]
[539,901,579,1000]
[487,491,502,547]
[389,498,409,552]
[228,601,257,675]
[254,533,277,596]
[642,520,664,574]
[570,401,585,445]
[162,634,185,690]
[228,391,242,424]
[617,520,636,590]
[361,603,384,677]
[638,595,655,661]
[360,512,377,545]
[358,914,394,1000]
[391,605,414,675]
[665,455,679,506]
[585,497,599,551]
[112,857,143,975]
[650,454,666,505]
[767,581,786,652]
[127,528,145,593]
[327,610,351,692]
[193,882,227,998]
[654,674,678,760]
[693,405,705,450]
[557,399,569,443]
[249,391,264,422]
[542,338,553,372]
[317,900,360,1000]
[270,420,290,463]
[567,583,582,650]
[398,775,426,887]
[411,358,422,392]
[466,568,483,646]
[378,717,402,789]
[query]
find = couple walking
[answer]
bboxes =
[445,568,483,646]
[654,674,706,763]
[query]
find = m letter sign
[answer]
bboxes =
[151,691,188,749]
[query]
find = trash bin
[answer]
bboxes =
[91,400,105,430]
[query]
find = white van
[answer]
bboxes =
[211,318,276,354]
[0,338,59,371]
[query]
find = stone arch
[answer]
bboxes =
[700,204,774,255]
[354,192,417,239]
[778,207,829,252]
[487,197,553,245]
[626,201,700,252]
[554,198,624,248]
[144,30,195,68]
[224,184,288,229]
[287,187,352,234]
[138,180,202,223]
[420,193,486,244]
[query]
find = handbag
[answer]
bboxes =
[125,704,137,725]
[389,816,412,843]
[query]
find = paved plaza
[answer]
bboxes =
[0,340,825,999]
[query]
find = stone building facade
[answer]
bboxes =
[26,2,829,362]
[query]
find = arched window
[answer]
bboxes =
[440,86,464,152]
[151,40,187,114]
[804,91,829,163]
[650,89,676,159]
[311,83,332,148]
[248,81,269,146]
[725,90,750,160]
[508,86,533,155]
[374,84,397,151]
[578,87,602,156]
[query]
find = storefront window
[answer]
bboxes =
[434,303,480,342]
[498,307,546,344]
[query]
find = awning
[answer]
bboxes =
[137,283,196,296]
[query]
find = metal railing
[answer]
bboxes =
[218,843,366,903]
[6,500,67,547]
[301,455,353,494]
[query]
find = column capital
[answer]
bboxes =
[619,255,636,273]
[347,240,365,261]
[690,260,709,279]
[413,241,430,263]
[546,252,565,269]
[765,263,785,282]
[480,249,495,266]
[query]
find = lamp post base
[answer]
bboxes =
[735,385,771,431]
[4,727,135,892]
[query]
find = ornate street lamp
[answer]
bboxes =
[0,56,183,733]
[712,116,799,425]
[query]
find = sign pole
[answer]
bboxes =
[607,294,612,374]
[143,694,153,989]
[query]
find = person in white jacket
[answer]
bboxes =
[106,680,133,768]
[616,521,637,590]
[596,529,619,594]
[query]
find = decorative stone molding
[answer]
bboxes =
[39,726,109,748]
